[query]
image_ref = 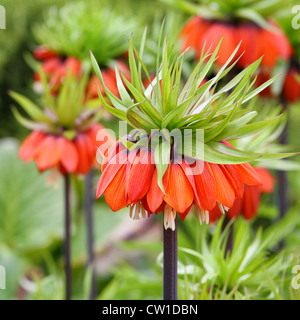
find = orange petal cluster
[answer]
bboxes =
[33,46,131,98]
[96,140,262,229]
[19,123,113,175]
[209,167,275,222]
[180,17,292,69]
[33,47,82,94]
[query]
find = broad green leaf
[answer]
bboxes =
[0,139,63,253]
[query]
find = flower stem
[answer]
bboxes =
[85,170,96,300]
[64,174,72,300]
[163,217,178,300]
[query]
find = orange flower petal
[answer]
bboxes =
[64,57,82,77]
[164,163,194,214]
[223,165,245,198]
[142,197,166,217]
[96,150,128,199]
[235,163,262,186]
[34,135,61,171]
[236,24,260,67]
[193,161,216,210]
[178,204,193,221]
[19,131,45,161]
[42,57,62,74]
[57,137,79,173]
[146,168,166,213]
[181,17,211,54]
[200,24,237,65]
[180,16,202,51]
[104,165,127,211]
[33,46,58,60]
[209,204,223,224]
[101,141,127,172]
[127,149,155,204]
[258,22,291,69]
[242,185,261,220]
[178,160,201,205]
[255,167,275,193]
[283,69,300,103]
[74,134,93,174]
[209,163,235,208]
[227,198,243,220]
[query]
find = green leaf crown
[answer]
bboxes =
[91,26,297,168]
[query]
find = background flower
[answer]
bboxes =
[1,0,300,301]
[11,73,114,176]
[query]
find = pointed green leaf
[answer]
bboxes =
[228,114,283,139]
[214,111,257,141]
[115,66,133,105]
[12,107,52,132]
[9,91,51,123]
[154,140,171,194]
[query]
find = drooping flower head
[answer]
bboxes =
[11,72,114,175]
[92,27,296,230]
[176,0,293,69]
[209,105,299,222]
[31,1,134,97]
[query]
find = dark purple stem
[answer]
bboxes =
[85,170,96,300]
[163,217,178,300]
[64,174,72,300]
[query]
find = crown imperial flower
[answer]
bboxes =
[92,27,296,229]
[11,74,114,175]
[175,0,293,68]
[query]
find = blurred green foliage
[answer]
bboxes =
[97,213,300,300]
[0,0,73,137]
[0,0,169,138]
[1,0,300,301]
